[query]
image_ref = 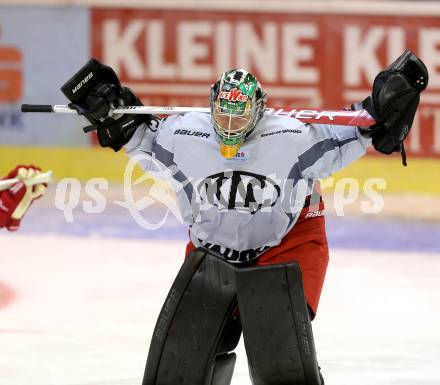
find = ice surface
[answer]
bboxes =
[0,233,439,385]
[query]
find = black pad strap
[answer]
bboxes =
[236,263,321,385]
[143,249,238,385]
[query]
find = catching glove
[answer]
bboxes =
[359,50,428,165]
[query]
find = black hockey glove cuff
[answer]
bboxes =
[78,84,154,152]
[96,87,158,151]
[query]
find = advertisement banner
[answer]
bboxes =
[0,7,90,146]
[92,8,440,158]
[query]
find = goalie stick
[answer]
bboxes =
[21,104,376,127]
[0,170,53,192]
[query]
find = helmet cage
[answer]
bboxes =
[211,100,264,145]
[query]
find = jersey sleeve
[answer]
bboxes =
[124,116,181,182]
[300,124,372,180]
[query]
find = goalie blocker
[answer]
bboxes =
[143,248,323,385]
[60,58,156,151]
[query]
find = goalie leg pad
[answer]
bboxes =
[142,248,239,385]
[236,262,322,385]
[211,353,237,385]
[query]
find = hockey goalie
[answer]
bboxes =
[61,50,428,384]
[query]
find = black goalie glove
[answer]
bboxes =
[359,50,428,165]
[61,58,156,151]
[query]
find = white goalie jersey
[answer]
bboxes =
[125,112,371,263]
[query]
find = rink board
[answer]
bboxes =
[1,146,439,195]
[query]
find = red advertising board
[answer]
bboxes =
[92,8,440,158]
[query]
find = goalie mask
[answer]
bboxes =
[211,69,266,158]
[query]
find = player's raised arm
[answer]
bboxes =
[62,58,184,186]
[61,58,157,152]
[303,50,428,180]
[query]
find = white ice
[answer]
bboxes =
[0,234,439,385]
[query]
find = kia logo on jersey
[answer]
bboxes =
[197,171,280,214]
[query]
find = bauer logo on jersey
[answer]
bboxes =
[197,171,280,215]
[218,88,248,103]
[174,129,210,138]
